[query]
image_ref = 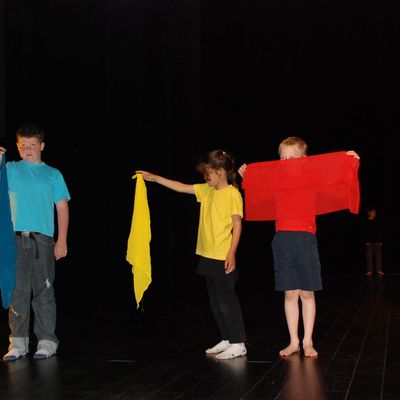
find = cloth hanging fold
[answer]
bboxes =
[126,174,152,309]
[242,151,360,221]
[0,154,16,309]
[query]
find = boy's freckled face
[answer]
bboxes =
[280,145,306,160]
[17,137,44,164]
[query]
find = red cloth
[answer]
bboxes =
[242,151,360,223]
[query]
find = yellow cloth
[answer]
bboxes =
[126,174,152,308]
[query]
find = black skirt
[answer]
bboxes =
[196,256,228,278]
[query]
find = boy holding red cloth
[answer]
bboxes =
[239,137,360,357]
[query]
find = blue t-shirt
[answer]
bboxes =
[7,160,71,237]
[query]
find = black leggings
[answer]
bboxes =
[205,271,246,343]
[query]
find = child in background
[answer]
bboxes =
[137,149,247,359]
[364,205,384,276]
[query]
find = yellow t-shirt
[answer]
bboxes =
[193,183,243,261]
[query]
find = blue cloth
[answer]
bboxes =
[0,155,16,309]
[7,160,71,236]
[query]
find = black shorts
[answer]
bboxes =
[271,231,322,291]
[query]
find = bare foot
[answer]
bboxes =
[303,343,318,357]
[279,343,300,357]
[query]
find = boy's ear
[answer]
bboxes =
[41,142,45,151]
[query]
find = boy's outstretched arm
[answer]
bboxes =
[238,163,247,178]
[346,150,360,159]
[136,170,195,194]
[0,146,6,166]
[54,198,69,260]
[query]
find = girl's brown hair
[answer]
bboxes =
[196,149,238,188]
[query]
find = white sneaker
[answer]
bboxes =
[33,339,57,360]
[215,343,247,360]
[3,337,29,362]
[3,348,29,362]
[205,340,231,354]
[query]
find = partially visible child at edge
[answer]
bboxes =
[238,137,360,358]
[364,205,384,276]
[0,123,70,361]
[137,149,247,360]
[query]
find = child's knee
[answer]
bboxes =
[299,290,314,301]
[284,290,300,301]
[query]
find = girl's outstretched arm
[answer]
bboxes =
[136,170,195,194]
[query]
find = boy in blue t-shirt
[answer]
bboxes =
[0,123,70,361]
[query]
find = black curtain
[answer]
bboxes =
[1,0,396,309]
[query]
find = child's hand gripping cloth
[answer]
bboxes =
[0,154,16,309]
[242,151,360,221]
[126,174,152,309]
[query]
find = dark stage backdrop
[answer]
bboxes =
[0,0,396,311]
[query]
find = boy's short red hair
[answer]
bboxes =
[278,137,308,157]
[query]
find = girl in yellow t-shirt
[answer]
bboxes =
[137,149,247,360]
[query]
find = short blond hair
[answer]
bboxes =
[278,136,308,157]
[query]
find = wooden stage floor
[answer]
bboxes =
[1,272,399,400]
